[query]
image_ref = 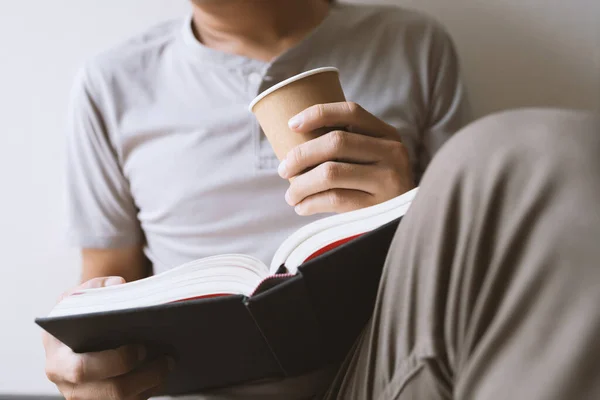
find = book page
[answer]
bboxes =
[270,188,418,274]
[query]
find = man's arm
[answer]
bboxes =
[43,64,172,400]
[418,21,471,181]
[66,65,148,281]
[66,65,143,251]
[81,246,150,283]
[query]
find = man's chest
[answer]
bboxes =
[115,68,419,194]
[108,68,420,266]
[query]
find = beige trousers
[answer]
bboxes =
[325,109,600,400]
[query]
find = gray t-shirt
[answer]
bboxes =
[66,3,468,399]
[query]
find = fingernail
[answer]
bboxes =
[278,160,288,178]
[288,115,303,130]
[105,276,125,286]
[285,189,292,205]
[137,345,147,362]
[295,205,305,215]
[167,357,176,371]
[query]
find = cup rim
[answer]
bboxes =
[248,67,339,112]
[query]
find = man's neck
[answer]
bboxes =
[191,0,331,62]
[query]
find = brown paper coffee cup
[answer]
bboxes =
[249,67,346,161]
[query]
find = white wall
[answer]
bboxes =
[0,1,191,394]
[0,0,598,395]
[364,0,600,116]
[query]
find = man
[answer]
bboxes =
[46,106,600,400]
[43,0,468,399]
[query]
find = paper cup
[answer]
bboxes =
[249,67,346,161]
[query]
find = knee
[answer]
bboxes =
[461,108,597,143]
[424,108,600,181]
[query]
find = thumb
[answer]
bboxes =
[59,276,126,302]
[88,276,127,288]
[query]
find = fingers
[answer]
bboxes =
[57,356,173,400]
[45,277,133,386]
[295,189,376,216]
[78,345,146,382]
[82,276,126,288]
[45,277,138,387]
[136,382,166,400]
[283,139,414,215]
[45,277,160,400]
[58,276,126,302]
[286,162,383,207]
[279,130,399,179]
[110,357,173,399]
[288,102,397,138]
[281,102,415,215]
[46,345,143,384]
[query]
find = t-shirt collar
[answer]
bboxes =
[178,5,342,71]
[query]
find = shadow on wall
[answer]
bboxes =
[348,0,600,117]
[445,1,598,117]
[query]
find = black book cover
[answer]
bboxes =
[36,218,401,395]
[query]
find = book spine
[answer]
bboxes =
[244,218,402,377]
[245,275,326,377]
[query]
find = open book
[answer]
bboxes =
[37,188,418,396]
[48,188,417,318]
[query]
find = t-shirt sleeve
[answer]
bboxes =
[66,66,143,248]
[417,23,471,181]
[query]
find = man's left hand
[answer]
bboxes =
[278,102,415,215]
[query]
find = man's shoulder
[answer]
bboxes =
[78,18,183,93]
[337,3,451,41]
[90,18,182,70]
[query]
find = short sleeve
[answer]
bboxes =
[418,23,471,180]
[65,66,142,248]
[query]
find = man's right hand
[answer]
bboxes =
[43,277,173,400]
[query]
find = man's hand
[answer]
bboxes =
[278,102,415,215]
[43,277,174,400]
